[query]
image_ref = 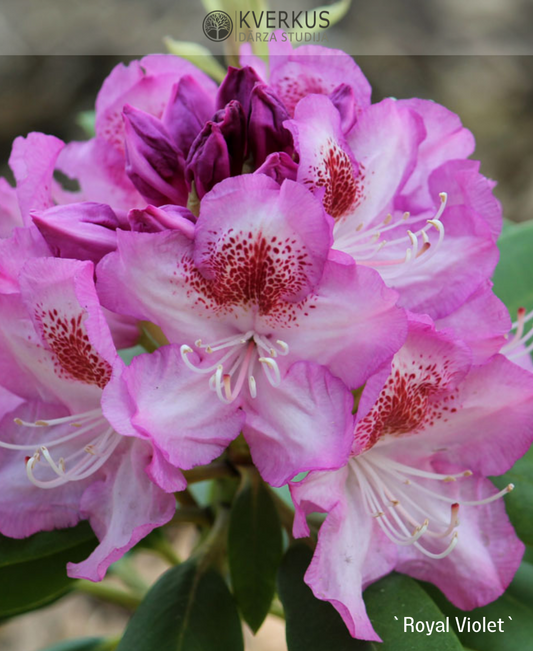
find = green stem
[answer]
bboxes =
[193,504,230,573]
[111,557,149,596]
[183,461,237,484]
[75,580,141,610]
[175,487,200,508]
[150,536,181,565]
[171,505,213,526]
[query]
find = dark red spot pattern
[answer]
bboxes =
[174,228,316,327]
[354,354,458,453]
[274,74,332,116]
[36,307,112,389]
[306,139,364,221]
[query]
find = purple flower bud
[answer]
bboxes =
[249,84,293,167]
[255,152,298,185]
[128,204,196,236]
[216,66,262,116]
[123,104,187,207]
[162,75,216,156]
[186,101,247,198]
[31,202,120,263]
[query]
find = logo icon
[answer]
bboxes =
[203,10,233,42]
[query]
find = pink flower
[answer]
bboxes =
[291,316,533,641]
[97,175,407,486]
[240,33,371,124]
[0,178,22,238]
[285,95,501,319]
[0,256,186,581]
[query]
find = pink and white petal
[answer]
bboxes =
[67,438,176,581]
[396,99,475,213]
[285,94,360,222]
[395,475,524,610]
[19,257,117,370]
[281,258,407,389]
[269,42,371,117]
[243,361,354,487]
[56,138,144,212]
[194,176,332,302]
[291,467,396,641]
[0,177,22,238]
[102,345,244,471]
[435,282,510,364]
[340,99,425,233]
[97,229,233,345]
[353,317,472,454]
[8,133,64,224]
[388,205,499,320]
[392,354,533,477]
[0,225,50,294]
[0,398,87,538]
[428,160,502,239]
[96,55,217,154]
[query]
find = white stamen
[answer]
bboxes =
[182,332,289,402]
[350,444,510,560]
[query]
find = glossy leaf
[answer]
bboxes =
[228,469,283,632]
[493,220,533,317]
[116,557,243,651]
[0,523,97,618]
[492,443,533,546]
[422,573,533,651]
[40,638,107,651]
[278,544,462,650]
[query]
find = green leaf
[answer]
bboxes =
[228,469,283,632]
[422,577,533,651]
[0,523,97,618]
[278,544,462,650]
[116,557,244,651]
[492,443,533,546]
[493,220,533,316]
[40,638,106,651]
[507,559,533,606]
[163,39,226,83]
[278,543,371,650]
[364,573,463,650]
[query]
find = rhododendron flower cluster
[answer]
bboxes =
[1,34,533,644]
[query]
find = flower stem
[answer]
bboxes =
[75,580,142,610]
[183,461,237,484]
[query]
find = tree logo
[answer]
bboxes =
[203,11,233,42]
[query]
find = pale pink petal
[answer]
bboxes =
[243,361,354,486]
[102,345,244,471]
[67,439,176,581]
[8,133,64,224]
[291,467,396,641]
[0,177,22,238]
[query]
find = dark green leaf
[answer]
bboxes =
[0,523,97,618]
[278,544,462,650]
[228,469,283,632]
[40,638,106,651]
[116,557,244,651]
[493,220,533,317]
[492,444,533,546]
[422,576,533,651]
[278,543,371,650]
[507,559,533,605]
[364,573,463,650]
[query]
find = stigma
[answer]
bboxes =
[501,306,533,361]
[350,447,513,559]
[180,331,290,403]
